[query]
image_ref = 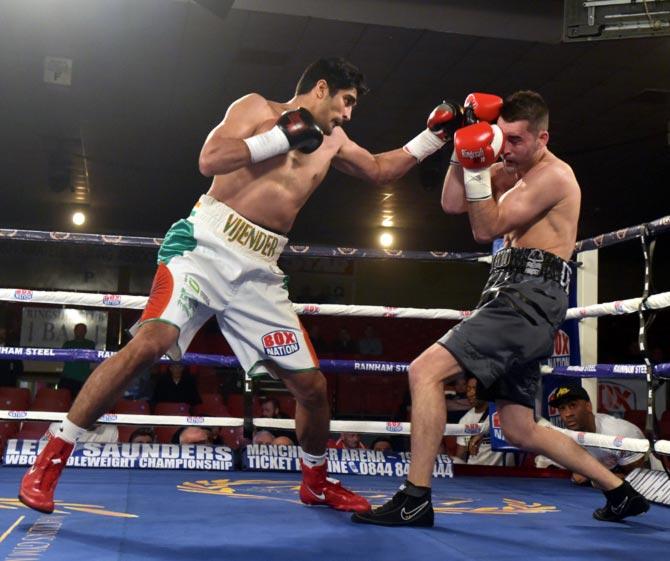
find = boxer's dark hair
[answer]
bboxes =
[296,58,369,97]
[501,90,549,133]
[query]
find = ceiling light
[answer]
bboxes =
[72,211,86,226]
[379,231,393,248]
[381,217,394,227]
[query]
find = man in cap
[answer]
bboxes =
[546,385,649,484]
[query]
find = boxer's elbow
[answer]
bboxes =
[471,227,496,244]
[441,198,466,215]
[198,151,216,177]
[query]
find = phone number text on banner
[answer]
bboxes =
[242,445,453,478]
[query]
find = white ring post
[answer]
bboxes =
[578,249,599,406]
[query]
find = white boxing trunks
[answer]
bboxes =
[130,194,318,377]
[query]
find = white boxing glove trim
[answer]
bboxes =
[403,129,445,163]
[243,126,290,164]
[463,168,492,202]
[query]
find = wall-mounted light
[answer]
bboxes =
[72,211,86,226]
[379,231,393,248]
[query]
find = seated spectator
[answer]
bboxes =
[58,323,96,399]
[358,325,383,356]
[537,385,649,483]
[332,432,366,449]
[253,430,276,445]
[260,397,289,419]
[272,435,295,446]
[173,426,215,445]
[445,373,471,423]
[257,396,295,442]
[152,363,202,407]
[371,437,393,453]
[454,376,504,466]
[332,328,357,355]
[129,427,157,444]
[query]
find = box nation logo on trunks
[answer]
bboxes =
[262,330,300,357]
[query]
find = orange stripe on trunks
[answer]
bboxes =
[140,263,174,322]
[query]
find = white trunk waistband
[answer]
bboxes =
[189,195,288,263]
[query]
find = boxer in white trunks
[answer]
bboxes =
[20,57,462,515]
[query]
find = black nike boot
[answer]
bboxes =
[593,480,650,522]
[351,480,434,527]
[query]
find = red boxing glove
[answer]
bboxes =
[426,101,464,141]
[463,92,503,125]
[454,122,504,201]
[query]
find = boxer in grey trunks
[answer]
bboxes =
[354,90,649,527]
[440,246,570,408]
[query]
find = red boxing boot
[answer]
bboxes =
[299,460,371,513]
[19,434,74,513]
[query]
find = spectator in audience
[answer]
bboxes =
[260,396,289,419]
[333,327,357,355]
[173,426,215,445]
[129,427,157,444]
[358,325,383,356]
[332,432,366,449]
[537,385,649,483]
[0,326,23,387]
[258,396,295,442]
[445,373,471,423]
[273,435,295,446]
[151,363,202,407]
[58,323,96,399]
[253,430,276,445]
[371,437,394,453]
[454,376,504,466]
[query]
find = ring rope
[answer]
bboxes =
[1,213,668,257]
[3,345,670,378]
[3,410,668,455]
[0,410,479,436]
[2,287,669,321]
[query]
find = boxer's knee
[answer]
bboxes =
[282,369,328,410]
[409,344,461,390]
[127,322,178,365]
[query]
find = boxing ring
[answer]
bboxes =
[1,216,670,561]
[1,470,670,561]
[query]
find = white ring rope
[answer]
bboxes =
[0,410,480,437]
[1,288,669,321]
[2,410,668,455]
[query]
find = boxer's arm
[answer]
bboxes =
[198,93,273,177]
[467,165,576,243]
[332,136,417,185]
[454,442,469,461]
[333,101,460,185]
[441,153,467,214]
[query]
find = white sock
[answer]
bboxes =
[300,450,326,468]
[55,418,87,444]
